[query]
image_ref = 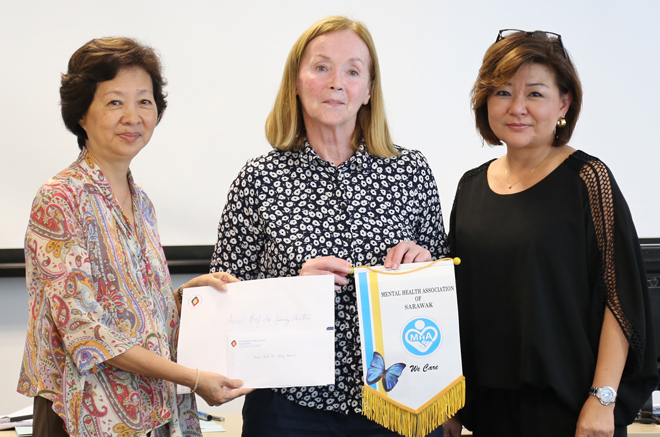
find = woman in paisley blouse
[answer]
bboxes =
[18,37,251,437]
[211,16,447,437]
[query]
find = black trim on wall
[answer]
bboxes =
[2,239,660,278]
[162,245,214,274]
[643,240,660,284]
[0,248,25,277]
[0,245,215,277]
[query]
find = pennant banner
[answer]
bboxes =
[354,259,464,437]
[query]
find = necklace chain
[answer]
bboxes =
[504,149,554,189]
[119,187,135,229]
[120,188,131,209]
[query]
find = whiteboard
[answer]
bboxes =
[1,0,658,250]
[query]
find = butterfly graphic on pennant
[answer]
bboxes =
[366,351,406,392]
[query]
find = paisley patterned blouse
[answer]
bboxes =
[17,149,201,437]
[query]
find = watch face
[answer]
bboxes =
[600,388,614,403]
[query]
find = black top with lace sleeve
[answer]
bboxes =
[449,150,657,425]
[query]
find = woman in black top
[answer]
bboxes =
[444,30,657,437]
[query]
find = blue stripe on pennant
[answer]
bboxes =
[358,272,377,390]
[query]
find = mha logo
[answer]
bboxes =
[402,318,441,356]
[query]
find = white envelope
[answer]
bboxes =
[177,275,335,390]
[227,330,334,388]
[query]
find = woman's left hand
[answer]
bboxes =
[182,272,240,291]
[575,396,615,437]
[300,256,352,291]
[384,241,432,270]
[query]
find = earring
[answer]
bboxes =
[557,118,567,128]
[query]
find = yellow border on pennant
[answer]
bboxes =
[363,375,465,414]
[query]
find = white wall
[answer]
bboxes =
[1,0,659,252]
[1,0,659,414]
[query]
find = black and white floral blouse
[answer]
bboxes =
[210,142,448,414]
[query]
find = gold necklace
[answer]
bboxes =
[504,149,554,189]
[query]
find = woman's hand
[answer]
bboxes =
[384,241,432,270]
[300,256,352,291]
[183,272,240,291]
[175,272,239,314]
[575,396,615,437]
[194,371,253,406]
[106,346,252,405]
[442,416,463,437]
[574,307,626,436]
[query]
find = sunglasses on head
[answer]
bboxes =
[496,29,568,59]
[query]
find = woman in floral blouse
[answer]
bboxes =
[211,16,447,436]
[18,37,250,437]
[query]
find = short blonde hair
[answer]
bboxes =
[265,16,396,158]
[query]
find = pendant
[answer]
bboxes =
[508,184,512,189]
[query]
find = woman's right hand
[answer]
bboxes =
[194,371,253,406]
[300,256,352,291]
[442,416,463,437]
[183,272,240,291]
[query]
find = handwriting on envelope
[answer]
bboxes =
[177,275,335,390]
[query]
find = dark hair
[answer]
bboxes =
[471,31,582,147]
[60,37,167,149]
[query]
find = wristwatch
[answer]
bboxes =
[589,386,617,405]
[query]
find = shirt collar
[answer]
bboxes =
[298,140,372,172]
[75,148,140,241]
[75,147,136,204]
[74,148,146,255]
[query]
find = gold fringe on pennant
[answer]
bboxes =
[362,376,465,437]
